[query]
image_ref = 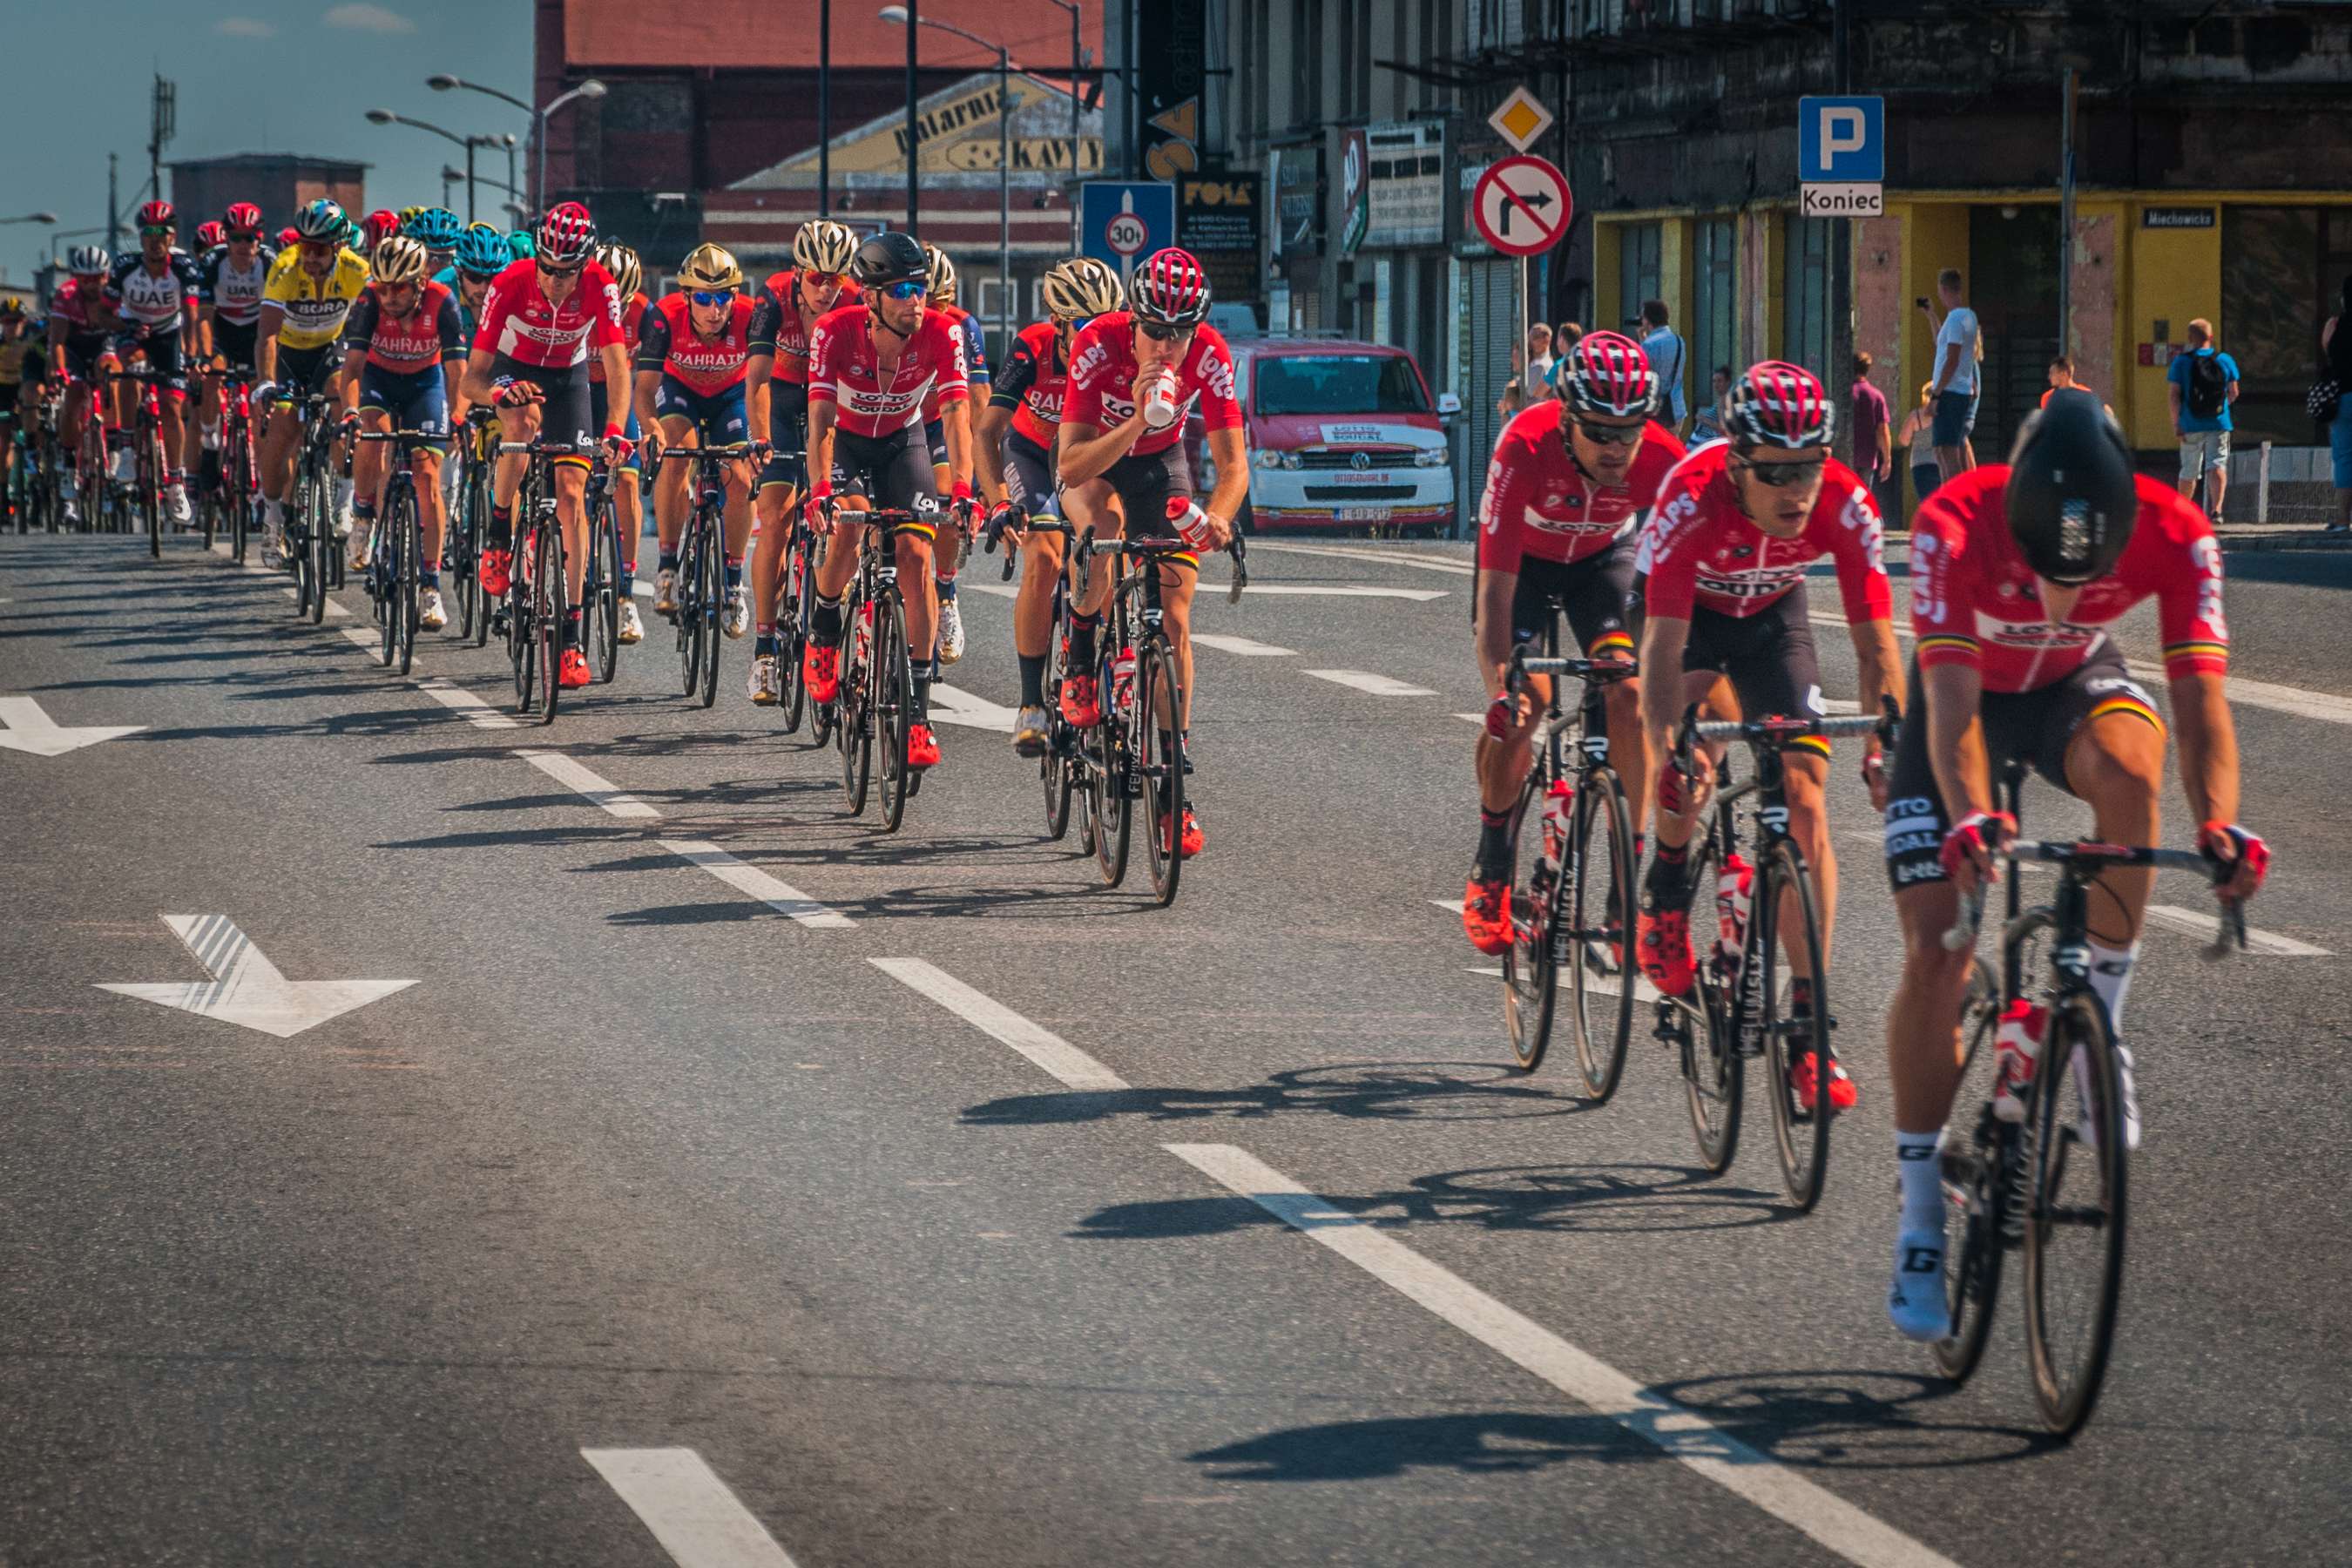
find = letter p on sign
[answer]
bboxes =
[1822,108,1867,158]
[1799,96,1883,183]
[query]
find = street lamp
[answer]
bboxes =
[1038,0,1083,247]
[365,108,501,222]
[881,6,1011,355]
[430,72,604,214]
[0,213,59,226]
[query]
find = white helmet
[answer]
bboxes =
[792,220,857,276]
[1040,256,1122,321]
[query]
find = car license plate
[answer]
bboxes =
[1339,506,1393,523]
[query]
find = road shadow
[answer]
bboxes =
[968,1062,1596,1128]
[1188,1411,1656,1482]
[1642,1369,2058,1470]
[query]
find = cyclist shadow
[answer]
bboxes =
[1186,1411,1655,1483]
[1639,1369,2060,1469]
[969,1061,1598,1129]
[845,878,1156,921]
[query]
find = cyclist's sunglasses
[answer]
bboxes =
[538,260,582,278]
[298,240,337,256]
[880,280,926,301]
[1572,418,1646,447]
[1138,320,1193,342]
[459,267,499,286]
[139,224,175,240]
[801,272,844,289]
[1056,314,1095,335]
[689,289,733,308]
[1735,454,1827,488]
[226,228,262,243]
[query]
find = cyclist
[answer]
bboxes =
[341,236,465,631]
[402,207,463,274]
[194,203,274,506]
[435,224,512,580]
[104,199,204,524]
[801,230,979,772]
[47,245,117,525]
[255,199,368,564]
[459,201,631,691]
[590,241,650,645]
[361,209,402,255]
[978,255,1122,754]
[506,230,535,263]
[1058,247,1247,860]
[1632,360,1905,1114]
[1878,390,2264,1341]
[1462,331,1683,954]
[920,244,990,666]
[744,220,859,704]
[0,296,36,519]
[633,242,760,644]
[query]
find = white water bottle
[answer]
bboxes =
[1165,496,1217,551]
[1111,647,1137,716]
[1532,778,1575,896]
[1714,851,1754,963]
[1142,368,1180,431]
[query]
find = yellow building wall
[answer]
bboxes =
[1902,202,1970,415]
[2121,206,2223,450]
[1592,220,1621,333]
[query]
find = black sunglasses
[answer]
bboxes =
[1571,418,1646,448]
[1138,320,1193,342]
[1736,455,1827,488]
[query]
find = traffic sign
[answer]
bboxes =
[1081,182,1176,279]
[1799,96,1884,182]
[1472,156,1571,259]
[1487,86,1555,156]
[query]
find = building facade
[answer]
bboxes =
[169,154,369,240]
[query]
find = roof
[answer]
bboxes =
[560,0,1103,71]
[170,152,371,173]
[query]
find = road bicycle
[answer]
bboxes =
[282,391,349,623]
[1652,704,1893,1211]
[498,436,575,722]
[985,510,1085,843]
[833,506,937,831]
[109,362,174,558]
[579,455,626,684]
[774,495,826,738]
[357,428,440,676]
[449,409,498,646]
[69,367,116,537]
[1931,760,2244,1436]
[22,384,66,533]
[1494,639,1639,1096]
[204,362,262,564]
[659,443,754,710]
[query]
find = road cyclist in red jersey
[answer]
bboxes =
[1463,330,1683,954]
[1633,360,1907,1114]
[744,220,859,704]
[193,203,274,517]
[918,243,991,668]
[458,201,632,691]
[1878,390,2267,1342]
[977,255,1125,754]
[590,241,650,645]
[339,236,466,630]
[800,230,981,773]
[47,246,120,526]
[1055,247,1248,860]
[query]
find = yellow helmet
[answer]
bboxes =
[792,220,857,276]
[0,295,25,320]
[594,242,643,301]
[922,242,958,305]
[1040,256,1122,321]
[677,242,743,294]
[369,235,431,287]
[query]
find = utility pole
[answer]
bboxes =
[2058,68,2078,359]
[904,0,920,233]
[107,153,120,253]
[820,0,832,217]
[148,75,177,203]
[1829,0,1853,461]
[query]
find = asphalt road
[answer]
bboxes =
[2,524,2345,1566]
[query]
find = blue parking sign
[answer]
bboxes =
[1799,97,1884,184]
[1081,182,1177,276]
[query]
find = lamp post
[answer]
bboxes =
[0,213,59,226]
[428,73,604,214]
[1040,0,1082,247]
[881,6,1010,355]
[364,109,499,220]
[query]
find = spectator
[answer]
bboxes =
[1849,353,1894,511]
[1639,300,1687,429]
[1919,267,1980,483]
[2167,317,2239,522]
[1688,366,1732,444]
[1555,321,1584,355]
[1495,324,1556,422]
[2322,276,2352,533]
[1896,380,1941,515]
[2042,355,2117,418]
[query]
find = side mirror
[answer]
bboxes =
[1436,392,1463,417]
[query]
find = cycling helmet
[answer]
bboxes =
[361,209,401,251]
[194,220,228,252]
[506,229,536,261]
[922,243,958,304]
[1040,256,1123,321]
[369,235,431,287]
[67,245,108,276]
[850,231,929,291]
[223,202,265,236]
[792,219,857,275]
[1725,360,1835,450]
[456,223,510,277]
[1558,331,1657,421]
[0,296,24,320]
[535,204,595,266]
[294,198,347,243]
[136,199,175,231]
[405,207,463,250]
[676,242,743,294]
[1130,247,1211,327]
[396,205,426,231]
[2003,389,2140,585]
[594,242,643,301]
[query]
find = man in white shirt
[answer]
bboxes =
[1920,267,1980,483]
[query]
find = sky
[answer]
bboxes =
[0,1,530,287]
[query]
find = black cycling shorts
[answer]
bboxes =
[114,328,189,396]
[1882,643,2163,892]
[1509,535,1637,661]
[212,319,259,375]
[1003,430,1060,519]
[490,353,595,463]
[760,380,809,493]
[1098,443,1198,561]
[274,341,341,404]
[1678,585,1827,757]
[834,426,943,536]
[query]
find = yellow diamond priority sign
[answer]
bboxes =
[1488,87,1555,155]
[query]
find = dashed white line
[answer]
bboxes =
[1210,583,1449,601]
[1247,540,1476,577]
[2144,902,2331,956]
[958,581,1019,599]
[1163,1143,1963,1568]
[416,676,520,729]
[929,683,1018,733]
[870,956,1129,1092]
[661,840,855,929]
[1191,632,1298,657]
[514,749,661,819]
[282,585,351,618]
[582,1448,800,1568]
[1308,669,1438,697]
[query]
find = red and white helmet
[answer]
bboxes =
[535,203,596,266]
[1558,331,1657,420]
[1727,361,1835,450]
[1130,247,1211,327]
[137,199,175,231]
[223,202,264,237]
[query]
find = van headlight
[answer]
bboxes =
[1254,448,1284,470]
[1412,448,1448,468]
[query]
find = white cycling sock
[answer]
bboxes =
[1896,1130,1943,1230]
[262,496,282,526]
[2086,939,2139,1030]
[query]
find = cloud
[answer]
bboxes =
[214,16,276,36]
[322,3,416,32]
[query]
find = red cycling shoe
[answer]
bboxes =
[1059,673,1100,728]
[1636,906,1696,997]
[558,648,591,688]
[478,548,511,598]
[906,721,941,769]
[802,644,840,704]
[1462,875,1512,956]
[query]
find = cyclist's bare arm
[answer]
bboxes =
[255,305,285,384]
[940,395,974,495]
[1057,411,1145,489]
[598,343,630,420]
[805,398,837,501]
[1474,568,1520,701]
[974,402,1012,505]
[2169,670,2241,829]
[1637,612,1695,765]
[1203,425,1247,530]
[1847,616,1907,727]
[631,368,662,438]
[458,346,500,408]
[335,343,364,406]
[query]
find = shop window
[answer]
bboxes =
[1781,213,1831,377]
[1617,223,1661,334]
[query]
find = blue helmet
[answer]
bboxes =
[455,222,510,277]
[293,198,346,243]
[506,229,537,261]
[404,206,463,250]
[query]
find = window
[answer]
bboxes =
[1254,354,1433,416]
[1617,222,1661,332]
[1781,213,1830,375]
[2223,206,2352,447]
[1692,216,1736,409]
[1291,0,1322,130]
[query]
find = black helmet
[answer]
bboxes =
[2003,389,2139,585]
[851,231,929,290]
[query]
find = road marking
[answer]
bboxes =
[1453,712,1486,724]
[2144,902,2331,956]
[0,695,145,756]
[97,914,416,1039]
[1463,965,1666,1004]
[870,957,1128,1092]
[1206,583,1449,601]
[1164,1143,1962,1568]
[929,683,1018,733]
[280,585,351,618]
[959,581,1019,599]
[632,579,655,598]
[1308,669,1439,697]
[582,1448,800,1568]
[339,626,384,655]
[661,841,855,929]
[1191,632,1297,657]
[514,749,661,819]
[416,676,521,729]
[1247,540,1476,577]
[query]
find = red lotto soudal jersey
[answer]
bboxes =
[472,257,623,369]
[806,302,968,437]
[1478,400,1685,573]
[1637,443,1892,624]
[1063,313,1241,457]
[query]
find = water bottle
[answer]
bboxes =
[1530,777,1574,902]
[1111,647,1137,717]
[1165,496,1217,551]
[1714,850,1754,964]
[1142,368,1180,431]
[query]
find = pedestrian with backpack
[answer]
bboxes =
[2168,318,2240,521]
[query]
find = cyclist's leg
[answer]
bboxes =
[1006,436,1064,711]
[1717,587,1835,967]
[651,378,702,588]
[876,434,942,683]
[751,452,802,650]
[540,371,596,609]
[150,335,189,486]
[711,385,755,581]
[352,366,395,544]
[406,368,451,591]
[612,407,643,594]
[486,355,545,530]
[2051,652,2166,1019]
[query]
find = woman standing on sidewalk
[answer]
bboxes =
[2322,276,2352,532]
[1897,380,1940,520]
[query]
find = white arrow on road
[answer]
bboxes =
[0,696,145,757]
[97,915,416,1039]
[929,683,1018,733]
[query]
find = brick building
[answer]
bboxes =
[168,153,368,240]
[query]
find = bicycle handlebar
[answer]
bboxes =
[1509,646,1638,691]
[1942,842,2246,958]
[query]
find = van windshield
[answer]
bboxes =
[1254,354,1429,416]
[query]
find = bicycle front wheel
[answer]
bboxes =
[1756,835,1833,1212]
[1091,646,1131,888]
[1500,761,1559,1073]
[306,478,332,625]
[875,591,913,834]
[535,519,566,722]
[589,499,621,683]
[694,511,723,709]
[145,432,161,558]
[678,524,706,698]
[840,586,874,815]
[1681,829,1742,1174]
[395,490,421,675]
[778,531,810,734]
[2023,989,2129,1436]
[1933,956,2011,1385]
[1565,765,1638,1102]
[1041,625,1073,841]
[1135,633,1185,907]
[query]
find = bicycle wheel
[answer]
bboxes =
[875,591,913,833]
[2023,989,2129,1436]
[375,507,398,667]
[778,532,810,734]
[306,476,331,625]
[512,538,537,710]
[1680,829,1742,1174]
[1041,627,1073,841]
[839,583,873,814]
[230,442,250,564]
[1934,956,2011,1385]
[694,512,723,709]
[1756,835,1833,1212]
[1500,762,1560,1072]
[589,498,621,683]
[678,524,705,699]
[395,489,421,676]
[1135,634,1185,907]
[144,429,161,558]
[1092,645,1131,888]
[535,517,565,722]
[1565,766,1638,1101]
